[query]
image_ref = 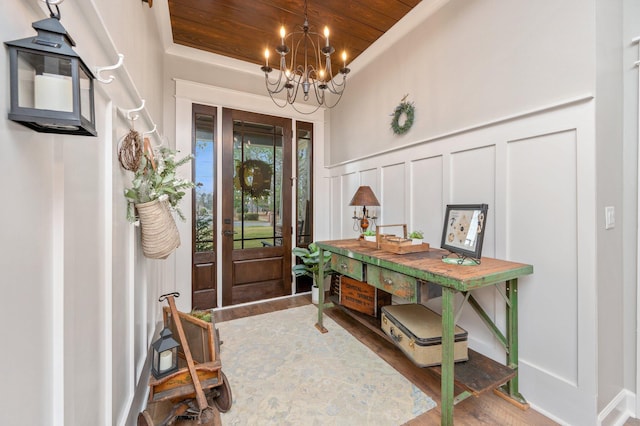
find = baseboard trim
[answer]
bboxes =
[598,389,636,426]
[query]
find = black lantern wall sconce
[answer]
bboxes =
[5,0,97,136]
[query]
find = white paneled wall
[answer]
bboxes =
[409,156,443,243]
[342,173,359,237]
[327,97,597,425]
[509,130,579,382]
[381,163,406,226]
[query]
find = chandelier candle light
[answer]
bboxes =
[261,0,350,113]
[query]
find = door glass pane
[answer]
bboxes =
[194,113,215,252]
[296,123,313,246]
[233,120,283,249]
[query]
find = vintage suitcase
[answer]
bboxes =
[381,303,468,367]
[339,275,392,317]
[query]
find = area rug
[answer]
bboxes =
[216,304,436,425]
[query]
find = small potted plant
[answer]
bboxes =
[292,242,332,304]
[362,229,377,242]
[409,230,424,245]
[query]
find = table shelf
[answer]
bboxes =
[329,295,516,399]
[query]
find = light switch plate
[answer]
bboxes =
[605,206,615,230]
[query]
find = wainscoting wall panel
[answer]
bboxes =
[360,168,380,230]
[450,145,497,256]
[505,129,590,423]
[448,145,500,355]
[327,97,596,425]
[381,163,407,227]
[330,176,342,238]
[508,130,579,384]
[410,155,443,245]
[342,173,359,238]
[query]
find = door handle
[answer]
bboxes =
[222,230,237,236]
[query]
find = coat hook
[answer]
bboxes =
[40,0,64,4]
[142,123,158,138]
[96,53,124,84]
[122,99,146,121]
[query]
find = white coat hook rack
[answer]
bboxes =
[142,123,158,139]
[40,0,64,4]
[122,99,145,122]
[95,53,124,84]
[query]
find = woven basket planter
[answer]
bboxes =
[136,197,180,259]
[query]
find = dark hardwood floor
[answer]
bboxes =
[213,294,558,426]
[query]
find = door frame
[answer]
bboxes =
[174,80,327,309]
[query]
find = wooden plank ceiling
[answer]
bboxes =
[168,0,421,74]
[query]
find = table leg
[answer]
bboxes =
[441,287,455,426]
[495,278,528,407]
[315,248,328,333]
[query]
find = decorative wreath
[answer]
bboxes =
[118,129,143,171]
[236,159,272,198]
[390,99,415,135]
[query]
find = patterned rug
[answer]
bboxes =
[216,304,436,425]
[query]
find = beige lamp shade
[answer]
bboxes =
[349,186,380,207]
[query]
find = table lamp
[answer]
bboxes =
[349,186,380,235]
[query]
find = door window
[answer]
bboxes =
[296,121,313,247]
[191,104,217,309]
[233,120,284,249]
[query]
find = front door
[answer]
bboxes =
[221,108,292,306]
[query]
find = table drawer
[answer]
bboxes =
[331,254,364,281]
[367,265,418,301]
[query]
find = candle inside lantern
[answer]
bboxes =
[159,350,173,371]
[35,73,73,112]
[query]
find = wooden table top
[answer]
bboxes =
[316,239,533,291]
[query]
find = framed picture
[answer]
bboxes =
[440,204,489,260]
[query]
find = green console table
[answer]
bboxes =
[315,239,533,426]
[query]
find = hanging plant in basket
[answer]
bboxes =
[390,95,415,135]
[124,141,194,259]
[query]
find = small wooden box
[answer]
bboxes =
[339,276,392,317]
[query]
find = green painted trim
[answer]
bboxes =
[441,287,456,426]
[453,391,473,405]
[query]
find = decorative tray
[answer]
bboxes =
[359,224,430,254]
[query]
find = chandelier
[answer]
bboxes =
[260,0,350,113]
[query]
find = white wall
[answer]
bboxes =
[329,0,595,166]
[0,1,168,425]
[624,1,640,421]
[595,0,626,420]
